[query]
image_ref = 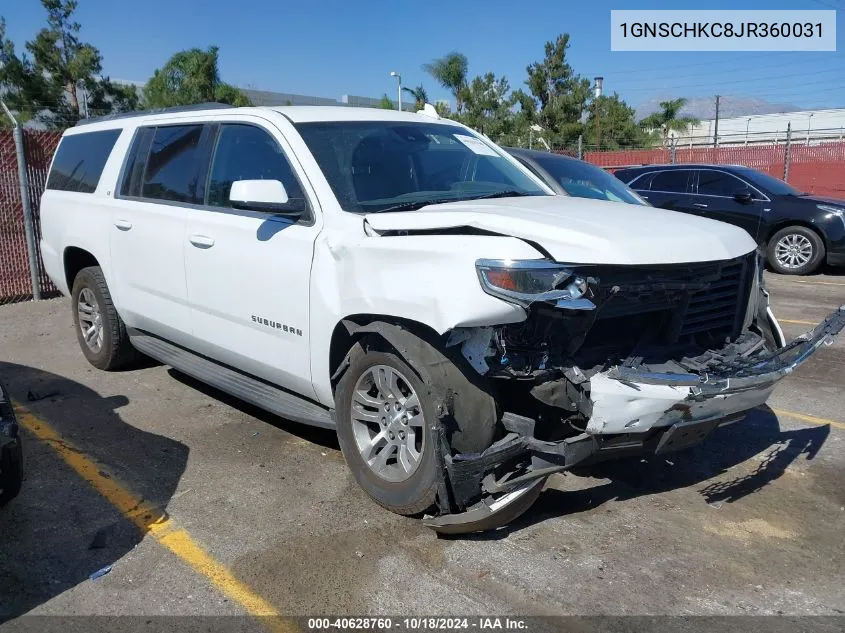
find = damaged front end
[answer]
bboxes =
[426,252,845,533]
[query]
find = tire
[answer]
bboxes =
[0,439,23,506]
[71,266,136,370]
[767,226,825,276]
[335,333,497,516]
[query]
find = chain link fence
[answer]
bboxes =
[0,129,61,305]
[530,128,845,199]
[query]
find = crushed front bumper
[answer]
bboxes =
[425,306,845,534]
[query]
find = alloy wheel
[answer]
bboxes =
[350,364,425,483]
[77,287,104,353]
[774,233,813,270]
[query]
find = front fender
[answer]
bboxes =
[308,228,542,405]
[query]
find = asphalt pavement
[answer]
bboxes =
[0,270,843,629]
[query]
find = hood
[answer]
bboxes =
[364,195,756,265]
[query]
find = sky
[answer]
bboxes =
[3,0,844,117]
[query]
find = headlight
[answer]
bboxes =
[475,259,595,309]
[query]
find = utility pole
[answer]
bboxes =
[783,122,792,182]
[389,71,402,111]
[713,95,721,148]
[593,77,603,152]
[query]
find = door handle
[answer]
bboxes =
[189,234,215,249]
[114,219,133,231]
[692,203,709,208]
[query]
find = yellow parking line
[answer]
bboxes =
[15,404,295,633]
[770,407,845,431]
[779,319,819,326]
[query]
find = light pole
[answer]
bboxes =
[593,76,603,151]
[806,112,814,146]
[745,117,751,146]
[390,71,402,111]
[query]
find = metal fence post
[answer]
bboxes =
[1,101,41,300]
[577,135,583,160]
[783,122,792,183]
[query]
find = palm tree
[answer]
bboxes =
[402,84,428,111]
[639,98,699,146]
[422,52,468,113]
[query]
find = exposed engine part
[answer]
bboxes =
[425,306,844,533]
[446,327,494,374]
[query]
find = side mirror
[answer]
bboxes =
[229,179,305,217]
[734,189,754,204]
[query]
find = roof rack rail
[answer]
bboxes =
[75,102,235,127]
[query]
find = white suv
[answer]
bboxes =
[40,104,844,533]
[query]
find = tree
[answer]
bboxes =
[458,73,516,142]
[377,93,395,109]
[638,98,699,146]
[26,0,100,124]
[1,1,139,128]
[144,46,251,108]
[584,93,648,150]
[423,52,468,113]
[433,101,451,118]
[402,84,428,111]
[0,19,44,127]
[520,34,592,146]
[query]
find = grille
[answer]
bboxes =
[680,257,747,337]
[582,251,755,345]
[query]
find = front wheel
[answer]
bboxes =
[334,331,498,516]
[767,226,825,275]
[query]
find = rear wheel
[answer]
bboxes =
[71,266,136,370]
[335,332,497,516]
[767,226,825,275]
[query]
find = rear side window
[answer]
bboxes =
[46,129,121,193]
[697,170,745,197]
[142,125,206,204]
[648,170,691,194]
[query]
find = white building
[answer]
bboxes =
[672,108,845,147]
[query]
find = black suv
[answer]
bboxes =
[614,164,845,275]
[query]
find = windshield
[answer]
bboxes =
[736,167,803,196]
[294,121,547,213]
[530,154,648,205]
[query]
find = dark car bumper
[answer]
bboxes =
[0,382,23,504]
[822,214,845,266]
[0,384,18,450]
[827,251,845,267]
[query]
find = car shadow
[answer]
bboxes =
[454,406,830,540]
[166,368,339,450]
[0,362,189,622]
